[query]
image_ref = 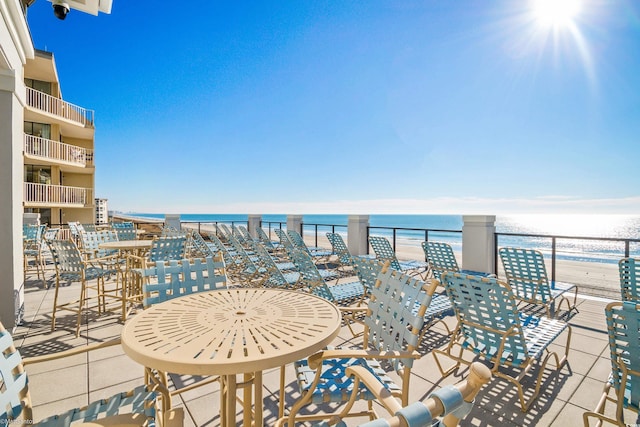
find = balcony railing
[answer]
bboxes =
[24,134,94,167]
[26,87,94,127]
[24,183,93,207]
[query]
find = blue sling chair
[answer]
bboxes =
[583,301,640,427]
[499,247,579,318]
[249,242,300,289]
[0,321,183,426]
[286,229,333,265]
[433,272,572,412]
[619,257,640,302]
[278,261,439,425]
[369,236,429,280]
[135,255,227,406]
[255,225,282,252]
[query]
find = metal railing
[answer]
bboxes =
[24,134,94,167]
[181,221,249,237]
[26,87,95,127]
[24,183,93,207]
[302,223,348,247]
[495,232,640,283]
[367,225,463,255]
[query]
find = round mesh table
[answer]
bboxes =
[121,288,341,426]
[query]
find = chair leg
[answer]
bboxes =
[51,276,61,332]
[76,279,88,337]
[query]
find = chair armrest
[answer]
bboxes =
[22,338,121,366]
[345,365,404,415]
[307,348,421,369]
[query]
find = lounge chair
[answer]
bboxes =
[224,234,265,284]
[0,321,183,426]
[326,232,375,274]
[422,241,492,280]
[275,228,337,281]
[255,226,282,252]
[206,233,245,277]
[433,272,572,412]
[618,257,640,301]
[369,235,428,279]
[112,221,134,229]
[290,248,364,306]
[250,242,301,289]
[583,301,640,426]
[279,261,439,425]
[286,229,333,265]
[248,239,296,272]
[499,247,579,318]
[187,230,218,259]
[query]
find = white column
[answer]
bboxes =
[164,214,181,230]
[0,71,26,328]
[462,215,496,275]
[348,215,369,256]
[247,214,261,238]
[287,215,303,235]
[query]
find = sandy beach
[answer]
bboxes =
[112,214,621,300]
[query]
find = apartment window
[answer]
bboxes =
[24,208,52,226]
[24,165,51,185]
[24,122,51,139]
[24,78,52,95]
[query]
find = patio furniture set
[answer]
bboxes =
[8,222,640,426]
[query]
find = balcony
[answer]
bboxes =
[24,134,94,168]
[25,87,94,127]
[23,182,93,208]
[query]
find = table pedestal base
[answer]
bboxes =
[220,372,263,427]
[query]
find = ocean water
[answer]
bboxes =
[126,213,640,264]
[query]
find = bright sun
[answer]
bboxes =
[533,0,582,27]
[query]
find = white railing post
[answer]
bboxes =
[287,215,303,235]
[462,215,496,275]
[165,214,181,230]
[248,215,262,238]
[348,215,370,256]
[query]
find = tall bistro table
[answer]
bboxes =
[121,288,342,426]
[98,239,154,321]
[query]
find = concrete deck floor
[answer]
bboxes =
[11,263,638,427]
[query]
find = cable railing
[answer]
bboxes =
[366,225,463,255]
[181,220,249,238]
[103,217,640,299]
[495,232,640,298]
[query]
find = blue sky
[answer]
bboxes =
[26,0,640,214]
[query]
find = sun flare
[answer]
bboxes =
[533,0,581,27]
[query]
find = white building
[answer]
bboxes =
[0,0,112,329]
[95,198,109,225]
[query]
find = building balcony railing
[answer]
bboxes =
[26,87,94,127]
[24,183,93,207]
[24,134,94,167]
